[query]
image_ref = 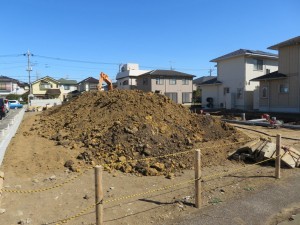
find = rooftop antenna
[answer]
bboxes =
[169,61,175,70]
[209,68,215,76]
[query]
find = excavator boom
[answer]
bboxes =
[98,72,113,91]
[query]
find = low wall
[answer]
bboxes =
[0,108,25,165]
[30,99,62,107]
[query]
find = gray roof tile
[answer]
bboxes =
[250,71,287,81]
[268,36,300,50]
[140,70,195,77]
[210,49,278,62]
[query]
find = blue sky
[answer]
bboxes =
[0,0,299,83]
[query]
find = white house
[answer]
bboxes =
[199,49,278,110]
[0,75,29,97]
[57,78,78,101]
[116,63,150,90]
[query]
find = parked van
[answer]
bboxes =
[0,98,6,119]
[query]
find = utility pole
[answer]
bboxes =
[25,50,33,94]
[24,50,34,105]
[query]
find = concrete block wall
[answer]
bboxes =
[0,108,25,166]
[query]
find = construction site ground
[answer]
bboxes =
[0,112,298,225]
[0,113,300,225]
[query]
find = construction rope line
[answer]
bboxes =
[2,139,256,194]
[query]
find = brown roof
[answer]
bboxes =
[45,89,61,95]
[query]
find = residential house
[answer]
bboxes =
[200,49,278,110]
[193,76,216,90]
[77,77,99,92]
[136,70,195,104]
[116,63,150,90]
[193,76,216,103]
[31,76,61,99]
[57,78,78,101]
[250,36,300,113]
[0,75,29,97]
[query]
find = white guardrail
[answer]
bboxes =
[0,108,25,165]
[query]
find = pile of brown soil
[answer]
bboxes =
[29,90,248,176]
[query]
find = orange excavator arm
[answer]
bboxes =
[98,72,113,91]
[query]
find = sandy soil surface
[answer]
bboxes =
[0,98,299,224]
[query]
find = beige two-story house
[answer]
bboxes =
[251,36,300,113]
[32,76,61,99]
[200,49,278,110]
[136,70,195,104]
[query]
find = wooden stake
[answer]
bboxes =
[275,134,281,179]
[195,149,201,208]
[0,171,4,206]
[95,165,103,225]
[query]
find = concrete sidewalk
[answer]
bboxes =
[167,171,300,225]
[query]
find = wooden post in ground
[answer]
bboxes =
[195,149,201,208]
[95,166,103,225]
[275,134,281,179]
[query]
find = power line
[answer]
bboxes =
[1,52,216,78]
[34,54,121,66]
[34,54,212,72]
[0,65,25,70]
[0,54,24,58]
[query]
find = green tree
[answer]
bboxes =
[192,88,202,103]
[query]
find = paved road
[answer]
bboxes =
[167,172,300,225]
[0,108,22,130]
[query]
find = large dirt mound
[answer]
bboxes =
[30,90,248,176]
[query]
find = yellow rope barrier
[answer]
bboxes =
[3,138,256,194]
[55,178,195,225]
[53,154,277,225]
[2,170,87,193]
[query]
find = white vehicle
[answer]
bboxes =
[4,99,9,113]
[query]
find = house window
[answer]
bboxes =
[279,84,289,93]
[182,92,192,103]
[165,92,178,103]
[143,78,148,85]
[254,59,263,70]
[122,80,129,85]
[266,69,270,74]
[169,78,176,85]
[182,79,189,85]
[40,82,52,90]
[0,82,10,91]
[237,88,243,99]
[223,87,230,95]
[90,83,97,90]
[63,85,70,90]
[156,77,164,85]
[262,87,268,98]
